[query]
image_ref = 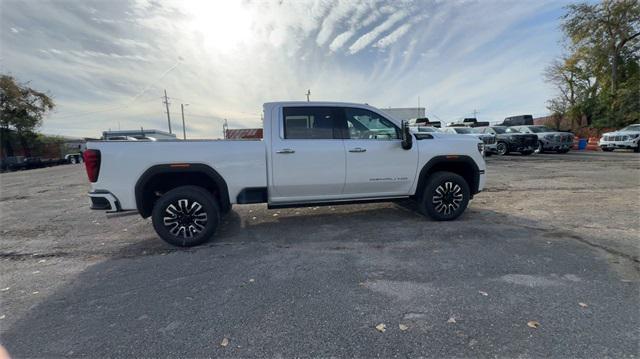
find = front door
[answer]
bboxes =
[341,107,419,197]
[269,106,346,203]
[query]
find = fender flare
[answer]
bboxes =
[415,155,481,196]
[134,163,231,217]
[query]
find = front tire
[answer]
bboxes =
[496,142,508,156]
[419,171,470,221]
[152,185,220,247]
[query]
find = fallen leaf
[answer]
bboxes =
[38,259,46,263]
[399,324,409,331]
[478,291,488,296]
[527,320,540,329]
[578,302,588,308]
[447,317,456,323]
[0,315,5,319]
[249,278,255,283]
[251,217,257,220]
[220,338,229,347]
[0,287,9,291]
[375,323,386,332]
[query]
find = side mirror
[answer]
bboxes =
[401,120,413,150]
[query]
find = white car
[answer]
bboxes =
[83,101,486,247]
[599,124,640,152]
[441,127,498,156]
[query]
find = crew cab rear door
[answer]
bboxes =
[339,107,419,197]
[268,106,346,202]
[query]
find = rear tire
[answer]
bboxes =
[419,171,470,221]
[152,185,220,247]
[635,143,640,153]
[535,141,544,153]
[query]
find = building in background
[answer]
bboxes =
[379,107,425,121]
[102,129,176,140]
[225,128,263,140]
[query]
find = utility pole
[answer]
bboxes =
[306,89,311,102]
[180,103,188,140]
[163,89,172,134]
[472,109,478,118]
[222,119,228,139]
[417,96,421,118]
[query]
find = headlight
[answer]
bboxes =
[628,134,639,139]
[478,142,485,153]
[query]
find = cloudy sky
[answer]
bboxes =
[2,0,571,138]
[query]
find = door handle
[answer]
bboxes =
[276,148,295,154]
[349,147,367,153]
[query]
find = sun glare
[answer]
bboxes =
[182,0,255,53]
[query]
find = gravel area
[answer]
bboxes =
[1,151,638,357]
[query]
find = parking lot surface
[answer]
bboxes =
[1,151,639,357]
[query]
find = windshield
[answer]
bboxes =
[417,127,437,132]
[505,127,521,133]
[621,125,640,132]
[529,126,552,133]
[492,127,507,134]
[453,127,473,134]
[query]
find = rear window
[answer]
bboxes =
[283,107,337,139]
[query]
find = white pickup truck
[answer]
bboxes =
[84,101,486,246]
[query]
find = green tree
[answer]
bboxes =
[0,75,55,156]
[546,0,640,129]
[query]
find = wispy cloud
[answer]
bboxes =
[0,0,567,138]
[348,10,409,54]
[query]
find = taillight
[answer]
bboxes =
[83,149,101,182]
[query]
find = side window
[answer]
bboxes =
[283,107,337,139]
[344,108,399,140]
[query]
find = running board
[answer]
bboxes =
[267,196,410,209]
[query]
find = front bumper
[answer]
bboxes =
[88,191,121,213]
[599,139,639,149]
[484,143,498,154]
[541,139,573,151]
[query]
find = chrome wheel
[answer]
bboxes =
[496,142,507,155]
[163,199,208,238]
[432,181,464,215]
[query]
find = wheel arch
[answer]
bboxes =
[135,163,230,218]
[415,155,481,197]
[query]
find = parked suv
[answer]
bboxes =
[476,126,537,155]
[441,127,497,156]
[599,124,640,152]
[511,125,574,153]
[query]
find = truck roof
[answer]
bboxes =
[263,101,375,107]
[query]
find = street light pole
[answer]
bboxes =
[181,103,189,140]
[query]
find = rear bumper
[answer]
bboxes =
[507,142,536,152]
[88,191,121,213]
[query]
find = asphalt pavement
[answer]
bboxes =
[1,151,639,357]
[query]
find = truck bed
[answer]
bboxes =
[87,140,267,210]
